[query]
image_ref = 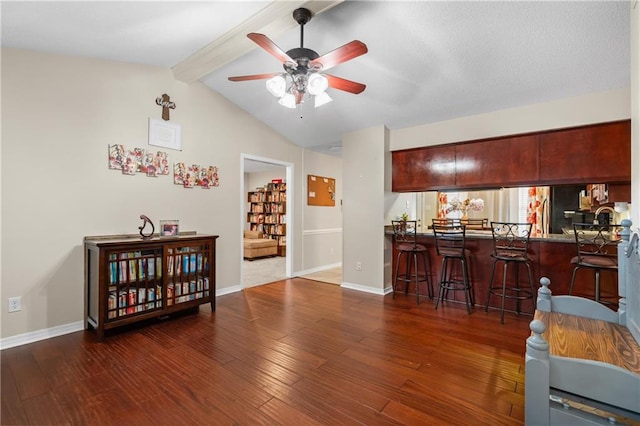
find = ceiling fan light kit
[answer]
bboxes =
[228,7,368,109]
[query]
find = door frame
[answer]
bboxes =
[240,153,293,286]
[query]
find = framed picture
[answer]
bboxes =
[159,220,179,237]
[148,117,182,151]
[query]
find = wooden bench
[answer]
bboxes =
[525,219,640,425]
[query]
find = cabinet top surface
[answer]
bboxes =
[84,233,219,247]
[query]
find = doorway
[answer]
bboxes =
[241,154,293,288]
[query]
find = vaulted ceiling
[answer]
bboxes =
[1,1,630,156]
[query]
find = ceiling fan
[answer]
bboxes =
[228,7,368,108]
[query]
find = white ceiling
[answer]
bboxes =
[1,1,630,157]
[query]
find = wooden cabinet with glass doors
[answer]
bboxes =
[84,233,218,340]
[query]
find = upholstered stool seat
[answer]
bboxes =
[569,223,619,304]
[485,222,535,324]
[392,220,433,304]
[432,220,474,314]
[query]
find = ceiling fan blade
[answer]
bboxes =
[228,72,280,82]
[310,40,368,71]
[325,74,366,94]
[247,33,295,65]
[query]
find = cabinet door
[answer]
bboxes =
[392,145,456,191]
[105,247,164,322]
[539,121,631,184]
[455,134,539,187]
[165,240,213,308]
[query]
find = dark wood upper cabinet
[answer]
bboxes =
[391,120,630,192]
[392,145,456,191]
[538,120,631,184]
[455,134,539,187]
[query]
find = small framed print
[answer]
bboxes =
[159,220,179,237]
[149,117,182,151]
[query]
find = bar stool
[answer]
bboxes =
[484,222,535,324]
[432,220,473,314]
[569,223,618,304]
[391,220,433,304]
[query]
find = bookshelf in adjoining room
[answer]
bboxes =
[84,233,218,340]
[247,181,286,256]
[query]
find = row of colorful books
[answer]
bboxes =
[107,277,210,319]
[108,249,208,284]
[247,213,285,224]
[262,223,286,235]
[166,251,206,277]
[166,278,210,305]
[108,252,162,285]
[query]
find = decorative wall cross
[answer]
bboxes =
[155,93,176,121]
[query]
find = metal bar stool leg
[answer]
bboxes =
[413,252,420,304]
[485,259,498,312]
[526,262,536,310]
[500,262,509,324]
[461,258,471,314]
[393,251,402,299]
[435,257,447,310]
[420,252,433,300]
[514,263,521,315]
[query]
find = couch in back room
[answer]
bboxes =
[243,230,278,260]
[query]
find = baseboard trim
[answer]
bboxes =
[341,281,390,296]
[1,320,85,350]
[1,287,242,350]
[217,285,242,296]
[295,262,342,277]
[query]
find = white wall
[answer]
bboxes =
[390,88,630,150]
[0,48,305,341]
[300,150,343,272]
[342,126,388,294]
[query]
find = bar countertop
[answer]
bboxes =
[384,227,576,243]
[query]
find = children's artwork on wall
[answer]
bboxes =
[156,152,170,175]
[199,166,220,189]
[173,162,219,189]
[108,144,169,178]
[109,144,125,169]
[173,162,186,185]
[184,164,199,188]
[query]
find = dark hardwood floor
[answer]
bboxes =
[1,278,532,425]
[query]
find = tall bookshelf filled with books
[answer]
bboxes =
[247,181,286,256]
[84,233,218,340]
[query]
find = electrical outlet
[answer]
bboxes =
[8,297,21,313]
[356,261,362,271]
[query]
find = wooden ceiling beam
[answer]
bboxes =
[172,0,343,83]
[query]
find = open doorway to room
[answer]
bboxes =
[241,154,293,288]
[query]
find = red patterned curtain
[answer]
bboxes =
[527,186,550,236]
[437,192,448,219]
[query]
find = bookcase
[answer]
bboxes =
[247,182,286,256]
[84,233,218,340]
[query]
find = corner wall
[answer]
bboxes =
[342,126,388,294]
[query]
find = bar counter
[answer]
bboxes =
[386,228,619,313]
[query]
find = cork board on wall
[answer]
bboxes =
[307,175,335,206]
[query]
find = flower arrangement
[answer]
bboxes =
[446,197,484,216]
